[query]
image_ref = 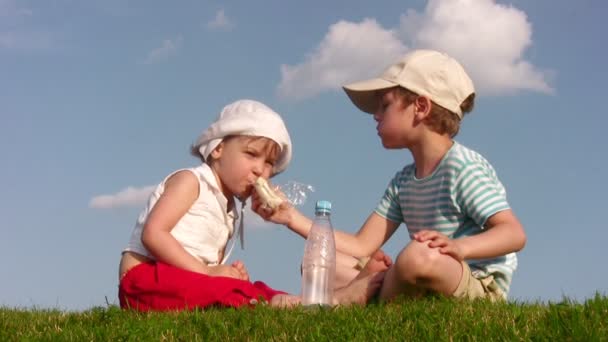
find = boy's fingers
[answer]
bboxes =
[440,246,462,260]
[384,255,393,266]
[419,230,437,237]
[416,230,436,241]
[429,236,449,248]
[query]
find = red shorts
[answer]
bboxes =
[118,261,286,311]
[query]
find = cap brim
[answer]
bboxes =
[343,78,397,114]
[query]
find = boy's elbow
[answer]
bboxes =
[514,223,527,252]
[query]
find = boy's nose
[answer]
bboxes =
[252,161,264,176]
[373,111,381,122]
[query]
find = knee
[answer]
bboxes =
[393,241,441,282]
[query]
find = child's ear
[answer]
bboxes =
[414,96,432,119]
[210,142,224,160]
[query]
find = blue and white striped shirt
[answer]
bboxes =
[375,142,517,296]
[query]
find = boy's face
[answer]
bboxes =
[373,89,417,149]
[210,136,279,201]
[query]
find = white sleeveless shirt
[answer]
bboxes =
[123,163,239,265]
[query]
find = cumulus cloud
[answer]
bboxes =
[143,35,183,64]
[89,185,155,209]
[277,19,407,100]
[207,9,235,31]
[277,0,553,100]
[398,0,553,95]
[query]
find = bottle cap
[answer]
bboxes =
[315,200,332,214]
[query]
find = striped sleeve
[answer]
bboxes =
[454,161,510,227]
[375,171,404,223]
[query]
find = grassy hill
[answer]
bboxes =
[2,294,607,340]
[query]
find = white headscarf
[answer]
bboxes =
[195,99,292,175]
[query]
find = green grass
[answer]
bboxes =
[2,294,607,341]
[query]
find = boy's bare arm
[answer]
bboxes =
[456,209,526,260]
[414,209,525,261]
[283,209,397,258]
[251,184,399,257]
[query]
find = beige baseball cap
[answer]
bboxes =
[343,49,475,118]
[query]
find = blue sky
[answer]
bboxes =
[1,0,607,311]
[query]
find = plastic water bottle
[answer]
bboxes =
[301,200,336,306]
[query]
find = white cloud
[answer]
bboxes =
[89,185,155,209]
[277,19,407,101]
[277,0,553,100]
[143,35,183,64]
[398,0,553,95]
[207,9,235,31]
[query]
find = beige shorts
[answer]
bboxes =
[452,261,504,301]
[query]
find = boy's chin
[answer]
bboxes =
[235,188,253,202]
[381,141,398,149]
[381,140,406,149]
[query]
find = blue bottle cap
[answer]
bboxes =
[315,200,332,214]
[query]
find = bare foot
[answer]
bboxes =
[356,250,393,279]
[269,294,301,308]
[333,272,385,306]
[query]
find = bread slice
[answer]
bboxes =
[254,178,283,209]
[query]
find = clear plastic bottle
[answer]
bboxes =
[301,200,336,306]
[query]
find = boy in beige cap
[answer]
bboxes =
[259,50,526,301]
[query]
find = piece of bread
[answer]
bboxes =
[254,178,283,209]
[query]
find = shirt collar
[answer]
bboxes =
[198,163,239,220]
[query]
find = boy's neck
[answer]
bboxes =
[410,135,454,179]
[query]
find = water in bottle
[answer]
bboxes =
[301,200,336,306]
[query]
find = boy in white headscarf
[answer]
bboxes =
[119,99,385,311]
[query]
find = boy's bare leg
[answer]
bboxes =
[333,272,385,306]
[333,250,393,305]
[379,240,463,301]
[335,252,360,289]
[271,250,394,308]
[355,250,393,278]
[270,274,383,308]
